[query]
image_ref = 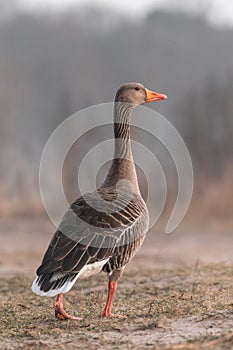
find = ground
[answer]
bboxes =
[0,218,233,349]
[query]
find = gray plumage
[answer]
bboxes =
[35,188,148,292]
[32,82,166,299]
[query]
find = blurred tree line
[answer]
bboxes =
[0,7,232,217]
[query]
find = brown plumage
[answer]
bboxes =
[32,82,167,319]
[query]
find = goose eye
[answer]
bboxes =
[135,87,140,91]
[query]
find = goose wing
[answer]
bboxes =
[36,188,147,276]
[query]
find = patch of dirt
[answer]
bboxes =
[102,314,233,348]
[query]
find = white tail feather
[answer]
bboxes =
[31,259,109,297]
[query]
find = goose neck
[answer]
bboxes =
[102,102,140,194]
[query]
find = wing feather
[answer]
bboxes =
[36,188,147,279]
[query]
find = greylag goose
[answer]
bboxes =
[32,83,167,319]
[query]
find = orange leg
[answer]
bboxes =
[54,293,82,321]
[102,281,127,318]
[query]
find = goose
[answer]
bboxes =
[32,83,167,319]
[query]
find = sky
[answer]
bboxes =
[8,0,233,26]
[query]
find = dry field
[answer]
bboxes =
[0,218,233,349]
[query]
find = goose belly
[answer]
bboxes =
[78,259,109,279]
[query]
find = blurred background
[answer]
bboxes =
[0,0,233,275]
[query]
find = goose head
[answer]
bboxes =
[115,82,167,106]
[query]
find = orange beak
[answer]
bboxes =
[145,88,167,103]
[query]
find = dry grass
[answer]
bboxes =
[1,264,232,349]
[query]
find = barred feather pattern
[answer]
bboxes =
[32,187,149,295]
